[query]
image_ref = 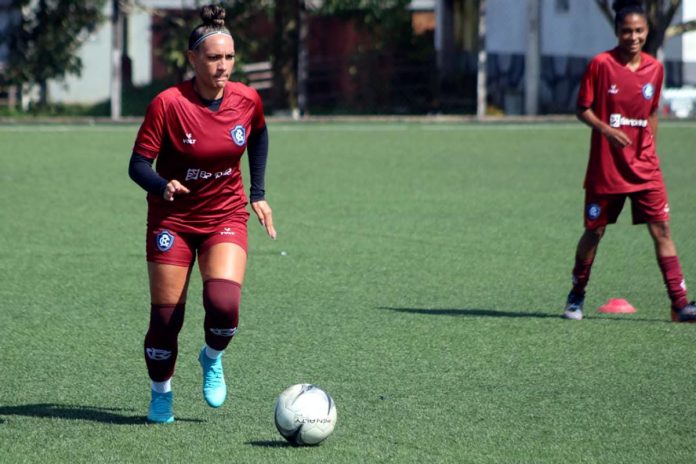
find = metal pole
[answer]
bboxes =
[476,0,487,119]
[111,0,123,120]
[524,0,540,116]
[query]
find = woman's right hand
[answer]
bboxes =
[602,126,632,148]
[163,180,190,201]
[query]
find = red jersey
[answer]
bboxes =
[133,80,265,233]
[577,48,664,194]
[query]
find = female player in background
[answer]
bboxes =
[563,0,695,321]
[128,4,276,423]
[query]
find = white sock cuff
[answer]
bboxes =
[152,379,172,394]
[205,345,224,359]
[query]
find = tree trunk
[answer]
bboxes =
[297,1,308,118]
[272,0,300,113]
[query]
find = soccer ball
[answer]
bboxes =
[274,384,337,446]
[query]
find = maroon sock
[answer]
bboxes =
[657,256,689,310]
[144,303,185,382]
[203,279,241,351]
[571,257,594,297]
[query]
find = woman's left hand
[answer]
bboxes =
[251,200,277,240]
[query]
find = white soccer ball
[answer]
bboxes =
[274,384,337,446]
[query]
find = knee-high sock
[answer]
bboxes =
[571,257,594,297]
[144,303,185,382]
[203,279,241,351]
[658,256,688,310]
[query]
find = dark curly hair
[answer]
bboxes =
[612,0,646,31]
[188,4,231,50]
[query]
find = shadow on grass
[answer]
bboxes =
[379,306,557,319]
[246,440,293,448]
[379,306,666,323]
[0,403,203,425]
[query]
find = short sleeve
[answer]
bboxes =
[577,58,598,110]
[133,95,167,159]
[250,88,266,131]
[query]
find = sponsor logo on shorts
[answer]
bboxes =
[642,83,654,100]
[230,125,246,146]
[156,230,175,252]
[609,113,648,128]
[146,347,172,360]
[587,204,601,221]
[220,227,236,236]
[210,327,237,337]
[185,167,232,181]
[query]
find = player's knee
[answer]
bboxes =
[147,303,185,339]
[585,226,606,242]
[649,222,672,241]
[203,279,241,329]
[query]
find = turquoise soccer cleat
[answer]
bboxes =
[198,348,227,408]
[147,390,174,424]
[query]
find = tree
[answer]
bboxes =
[594,0,696,56]
[1,0,106,106]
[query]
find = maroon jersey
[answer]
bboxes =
[577,48,664,194]
[133,80,265,233]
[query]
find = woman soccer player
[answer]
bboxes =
[128,4,276,423]
[563,0,695,322]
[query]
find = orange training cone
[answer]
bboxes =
[598,298,636,314]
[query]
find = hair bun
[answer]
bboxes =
[612,0,642,13]
[200,4,226,27]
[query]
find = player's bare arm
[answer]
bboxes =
[577,106,631,148]
[251,200,276,240]
[648,111,658,142]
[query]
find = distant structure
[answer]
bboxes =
[0,0,695,114]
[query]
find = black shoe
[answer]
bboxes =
[563,292,584,320]
[671,301,696,323]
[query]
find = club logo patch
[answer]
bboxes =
[156,230,175,252]
[587,204,601,221]
[642,83,654,100]
[230,125,246,146]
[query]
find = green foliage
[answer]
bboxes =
[152,2,272,85]
[0,0,106,89]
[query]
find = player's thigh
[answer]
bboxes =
[148,262,193,305]
[198,242,247,283]
[197,216,249,283]
[630,186,670,224]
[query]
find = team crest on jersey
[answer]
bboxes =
[587,204,601,221]
[230,125,246,146]
[156,230,175,252]
[642,83,654,100]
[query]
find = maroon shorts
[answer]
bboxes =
[146,213,249,266]
[584,186,670,229]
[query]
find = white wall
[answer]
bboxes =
[129,11,152,87]
[682,0,696,62]
[487,0,693,61]
[48,20,111,104]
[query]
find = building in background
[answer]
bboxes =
[1,0,695,114]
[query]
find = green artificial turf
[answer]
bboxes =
[0,121,694,463]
